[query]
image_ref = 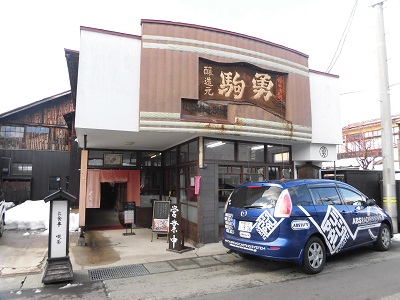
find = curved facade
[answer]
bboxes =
[140,19,312,139]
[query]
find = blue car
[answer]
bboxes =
[221,179,393,274]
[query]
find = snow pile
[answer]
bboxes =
[4,202,15,210]
[4,200,79,232]
[5,200,49,230]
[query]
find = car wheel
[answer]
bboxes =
[302,236,326,274]
[374,223,391,251]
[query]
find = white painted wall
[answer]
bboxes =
[76,29,141,133]
[292,71,341,163]
[292,143,338,162]
[309,71,342,144]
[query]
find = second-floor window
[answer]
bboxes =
[12,163,33,176]
[0,126,24,138]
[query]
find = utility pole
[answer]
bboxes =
[371,1,398,233]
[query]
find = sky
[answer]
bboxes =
[0,0,399,126]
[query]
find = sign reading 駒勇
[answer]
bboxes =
[199,58,287,118]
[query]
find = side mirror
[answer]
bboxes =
[366,199,376,206]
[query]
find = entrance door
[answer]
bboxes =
[86,182,127,229]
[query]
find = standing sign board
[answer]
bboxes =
[167,203,194,253]
[151,201,170,242]
[50,200,69,258]
[42,189,75,284]
[168,204,182,251]
[123,202,136,236]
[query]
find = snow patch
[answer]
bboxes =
[4,200,79,232]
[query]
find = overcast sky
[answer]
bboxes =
[0,0,399,126]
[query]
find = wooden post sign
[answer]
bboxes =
[151,201,170,242]
[167,203,194,253]
[42,189,75,284]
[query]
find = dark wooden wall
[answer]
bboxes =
[0,93,74,203]
[0,93,73,151]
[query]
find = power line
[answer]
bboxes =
[326,0,359,73]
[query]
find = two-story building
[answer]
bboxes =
[64,20,342,245]
[0,92,74,204]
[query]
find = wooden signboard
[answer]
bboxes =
[151,201,170,241]
[167,203,194,253]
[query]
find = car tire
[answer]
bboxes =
[302,236,326,274]
[374,223,391,251]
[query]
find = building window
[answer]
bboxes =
[238,143,264,162]
[12,163,33,176]
[179,165,198,203]
[123,152,137,166]
[0,126,24,138]
[164,167,177,198]
[179,140,198,163]
[267,145,290,163]
[164,147,177,166]
[218,166,241,201]
[49,176,61,194]
[140,170,161,197]
[88,150,104,166]
[141,152,162,167]
[204,139,234,161]
[26,126,49,134]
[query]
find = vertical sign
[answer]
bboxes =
[195,176,201,195]
[168,204,182,251]
[50,200,68,258]
[42,189,75,284]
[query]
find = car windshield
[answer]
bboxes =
[228,185,282,208]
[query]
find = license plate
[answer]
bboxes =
[238,221,253,232]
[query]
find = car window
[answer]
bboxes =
[339,187,365,206]
[228,186,282,208]
[288,185,313,206]
[309,187,342,205]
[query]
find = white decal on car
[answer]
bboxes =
[320,206,351,253]
[368,229,378,239]
[239,231,251,239]
[352,207,384,225]
[253,209,283,240]
[224,239,266,252]
[224,213,234,234]
[298,205,384,254]
[291,220,310,230]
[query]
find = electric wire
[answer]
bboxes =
[326,0,359,73]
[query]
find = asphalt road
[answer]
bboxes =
[1,240,400,299]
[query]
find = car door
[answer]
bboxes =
[308,185,354,254]
[338,186,380,245]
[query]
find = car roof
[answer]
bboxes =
[237,179,354,190]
